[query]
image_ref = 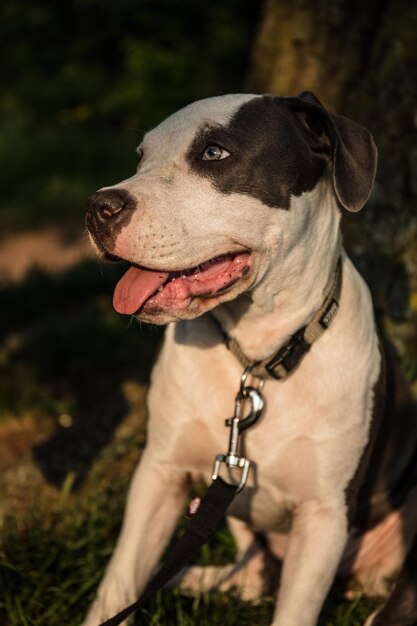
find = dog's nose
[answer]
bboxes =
[87,190,135,223]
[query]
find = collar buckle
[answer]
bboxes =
[265,328,310,380]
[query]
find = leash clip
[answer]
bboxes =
[212,367,265,493]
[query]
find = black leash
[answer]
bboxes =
[99,478,238,626]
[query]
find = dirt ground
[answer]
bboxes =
[0,227,93,282]
[0,230,75,513]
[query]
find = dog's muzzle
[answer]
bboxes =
[85,189,137,256]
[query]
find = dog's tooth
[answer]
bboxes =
[157,285,164,292]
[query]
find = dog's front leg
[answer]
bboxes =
[82,449,188,626]
[271,498,348,626]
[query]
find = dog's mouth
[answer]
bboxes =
[113,251,252,315]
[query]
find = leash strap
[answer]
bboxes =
[99,478,238,626]
[211,257,343,380]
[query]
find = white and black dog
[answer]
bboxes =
[84,92,417,626]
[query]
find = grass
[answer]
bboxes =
[0,486,121,626]
[0,463,379,626]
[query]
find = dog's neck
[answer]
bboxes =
[212,179,343,362]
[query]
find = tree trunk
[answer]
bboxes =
[247,0,417,373]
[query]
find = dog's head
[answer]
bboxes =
[86,92,377,324]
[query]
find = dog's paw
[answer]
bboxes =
[81,583,136,626]
[180,559,265,602]
[80,598,125,626]
[81,599,130,626]
[180,565,234,594]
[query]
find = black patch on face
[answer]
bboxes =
[186,95,329,209]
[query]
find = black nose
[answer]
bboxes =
[87,190,135,223]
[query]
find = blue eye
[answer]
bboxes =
[202,145,231,161]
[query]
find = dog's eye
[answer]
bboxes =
[202,145,230,161]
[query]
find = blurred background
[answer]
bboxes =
[0,1,416,624]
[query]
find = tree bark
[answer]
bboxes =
[247,0,417,373]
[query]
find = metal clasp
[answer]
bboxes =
[265,328,309,379]
[212,367,265,493]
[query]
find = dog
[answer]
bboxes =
[83,91,417,626]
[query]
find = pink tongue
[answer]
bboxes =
[113,266,169,314]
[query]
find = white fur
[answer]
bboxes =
[82,95,384,626]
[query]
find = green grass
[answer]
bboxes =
[0,476,379,626]
[0,474,126,625]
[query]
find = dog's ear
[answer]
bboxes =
[290,91,378,212]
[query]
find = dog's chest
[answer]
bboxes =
[181,401,323,531]
[149,318,374,533]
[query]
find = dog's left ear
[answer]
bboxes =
[290,91,378,212]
